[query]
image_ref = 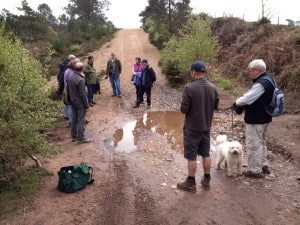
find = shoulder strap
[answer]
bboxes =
[261,76,277,87]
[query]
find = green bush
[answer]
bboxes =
[0,26,58,181]
[69,43,81,52]
[160,18,218,85]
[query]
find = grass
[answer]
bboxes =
[0,167,53,219]
[212,74,234,90]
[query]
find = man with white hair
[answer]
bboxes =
[233,59,275,178]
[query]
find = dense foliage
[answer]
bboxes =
[0,0,115,75]
[0,26,58,182]
[140,0,191,49]
[160,18,218,85]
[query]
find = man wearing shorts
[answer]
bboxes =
[177,61,219,192]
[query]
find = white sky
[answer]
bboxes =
[1,0,299,28]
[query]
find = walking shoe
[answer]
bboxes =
[89,103,94,107]
[243,171,265,178]
[77,138,91,144]
[92,102,97,105]
[118,95,122,98]
[133,104,140,108]
[72,136,77,142]
[201,176,211,190]
[147,105,151,109]
[262,166,271,174]
[177,179,196,193]
[111,94,117,97]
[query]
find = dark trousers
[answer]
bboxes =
[71,106,86,140]
[138,86,152,106]
[87,84,96,104]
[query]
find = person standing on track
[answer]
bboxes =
[105,52,122,97]
[177,61,219,192]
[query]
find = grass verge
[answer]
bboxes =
[0,167,53,219]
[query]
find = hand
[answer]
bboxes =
[231,103,244,115]
[105,75,108,79]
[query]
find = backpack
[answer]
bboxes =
[57,162,94,193]
[262,76,284,117]
[62,83,71,105]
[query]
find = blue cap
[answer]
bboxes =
[190,61,207,73]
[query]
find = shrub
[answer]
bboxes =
[160,18,218,85]
[0,26,58,181]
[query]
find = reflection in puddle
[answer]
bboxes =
[113,121,137,153]
[107,111,219,153]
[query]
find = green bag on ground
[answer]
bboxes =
[57,162,94,193]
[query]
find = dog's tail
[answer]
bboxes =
[216,134,227,144]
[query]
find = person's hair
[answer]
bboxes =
[68,60,75,68]
[87,55,94,60]
[248,59,266,72]
[68,54,76,60]
[135,57,141,62]
[75,63,83,72]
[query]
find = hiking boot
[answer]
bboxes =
[201,176,211,190]
[177,179,196,193]
[262,166,271,174]
[77,138,91,144]
[243,171,265,178]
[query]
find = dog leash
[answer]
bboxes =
[231,107,234,140]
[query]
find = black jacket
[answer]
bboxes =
[141,66,156,88]
[244,73,274,124]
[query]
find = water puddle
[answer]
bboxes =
[105,111,219,153]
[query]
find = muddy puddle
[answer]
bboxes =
[104,111,219,153]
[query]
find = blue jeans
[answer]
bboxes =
[71,106,86,140]
[109,73,121,96]
[87,84,96,104]
[67,105,72,124]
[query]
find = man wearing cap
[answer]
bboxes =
[232,59,274,178]
[67,62,91,143]
[133,59,156,109]
[177,61,219,192]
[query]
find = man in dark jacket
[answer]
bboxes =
[105,52,122,97]
[68,63,90,143]
[233,59,274,178]
[177,61,219,193]
[133,59,156,109]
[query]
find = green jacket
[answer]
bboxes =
[83,63,97,85]
[106,58,122,77]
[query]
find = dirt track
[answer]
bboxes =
[1,29,299,225]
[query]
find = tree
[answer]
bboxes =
[37,3,57,26]
[65,0,109,23]
[286,19,295,26]
[0,25,58,180]
[160,18,218,85]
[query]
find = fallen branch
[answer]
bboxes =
[29,154,42,167]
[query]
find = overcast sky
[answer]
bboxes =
[1,0,299,28]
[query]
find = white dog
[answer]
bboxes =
[216,134,243,176]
